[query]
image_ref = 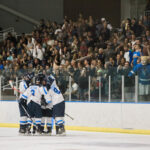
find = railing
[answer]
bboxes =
[0,4,39,25]
[0,27,15,41]
[0,27,14,33]
[0,67,149,103]
[145,10,150,17]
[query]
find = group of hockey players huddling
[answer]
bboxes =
[18,72,65,136]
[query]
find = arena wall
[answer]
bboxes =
[0,0,63,33]
[0,101,150,134]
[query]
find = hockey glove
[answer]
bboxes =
[46,84,51,91]
[18,98,27,106]
[41,95,48,106]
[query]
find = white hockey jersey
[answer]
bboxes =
[19,80,28,98]
[21,85,51,105]
[40,86,53,109]
[49,80,64,106]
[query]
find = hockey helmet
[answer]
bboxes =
[41,77,47,86]
[35,77,41,84]
[28,72,34,80]
[24,72,34,81]
[37,73,46,81]
[47,76,54,86]
[23,73,30,81]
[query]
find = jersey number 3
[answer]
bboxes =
[31,89,35,96]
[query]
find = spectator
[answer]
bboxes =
[78,68,88,100]
[0,13,149,102]
[132,44,142,66]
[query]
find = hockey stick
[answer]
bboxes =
[20,103,34,123]
[3,79,22,89]
[65,113,74,120]
[9,80,34,123]
[9,80,22,94]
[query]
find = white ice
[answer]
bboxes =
[0,128,150,150]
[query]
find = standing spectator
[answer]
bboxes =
[31,43,45,61]
[100,22,110,41]
[145,30,150,41]
[132,44,142,66]
[130,18,137,34]
[135,20,145,37]
[124,46,130,62]
[104,43,115,62]
[97,48,105,65]
[78,68,88,100]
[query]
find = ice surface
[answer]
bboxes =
[0,128,150,150]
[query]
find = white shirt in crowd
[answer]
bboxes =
[72,83,78,92]
[30,46,45,61]
[27,42,34,49]
[124,51,130,62]
[47,39,54,46]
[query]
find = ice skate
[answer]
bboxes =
[56,125,66,136]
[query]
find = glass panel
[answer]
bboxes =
[1,70,28,101]
[76,68,88,101]
[111,73,122,102]
[124,75,135,102]
[101,73,109,102]
[138,66,150,102]
[89,66,97,102]
[90,75,99,102]
[70,76,79,101]
[54,69,69,101]
[0,65,149,103]
[2,82,16,101]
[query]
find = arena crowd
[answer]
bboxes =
[0,14,150,101]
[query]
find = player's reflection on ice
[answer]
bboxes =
[0,128,150,150]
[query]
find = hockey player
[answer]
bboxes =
[40,77,53,135]
[20,77,51,134]
[47,75,66,135]
[128,56,150,101]
[18,73,34,134]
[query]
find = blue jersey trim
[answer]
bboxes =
[35,121,41,123]
[43,87,47,95]
[28,120,32,123]
[20,121,27,123]
[56,120,64,125]
[47,100,51,104]
[23,81,28,89]
[47,123,52,125]
[24,84,27,90]
[22,95,28,99]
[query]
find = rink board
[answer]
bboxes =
[0,101,150,135]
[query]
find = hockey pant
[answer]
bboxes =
[27,101,42,126]
[18,102,27,128]
[53,101,65,127]
[41,108,53,131]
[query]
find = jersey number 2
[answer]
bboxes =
[31,89,35,96]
